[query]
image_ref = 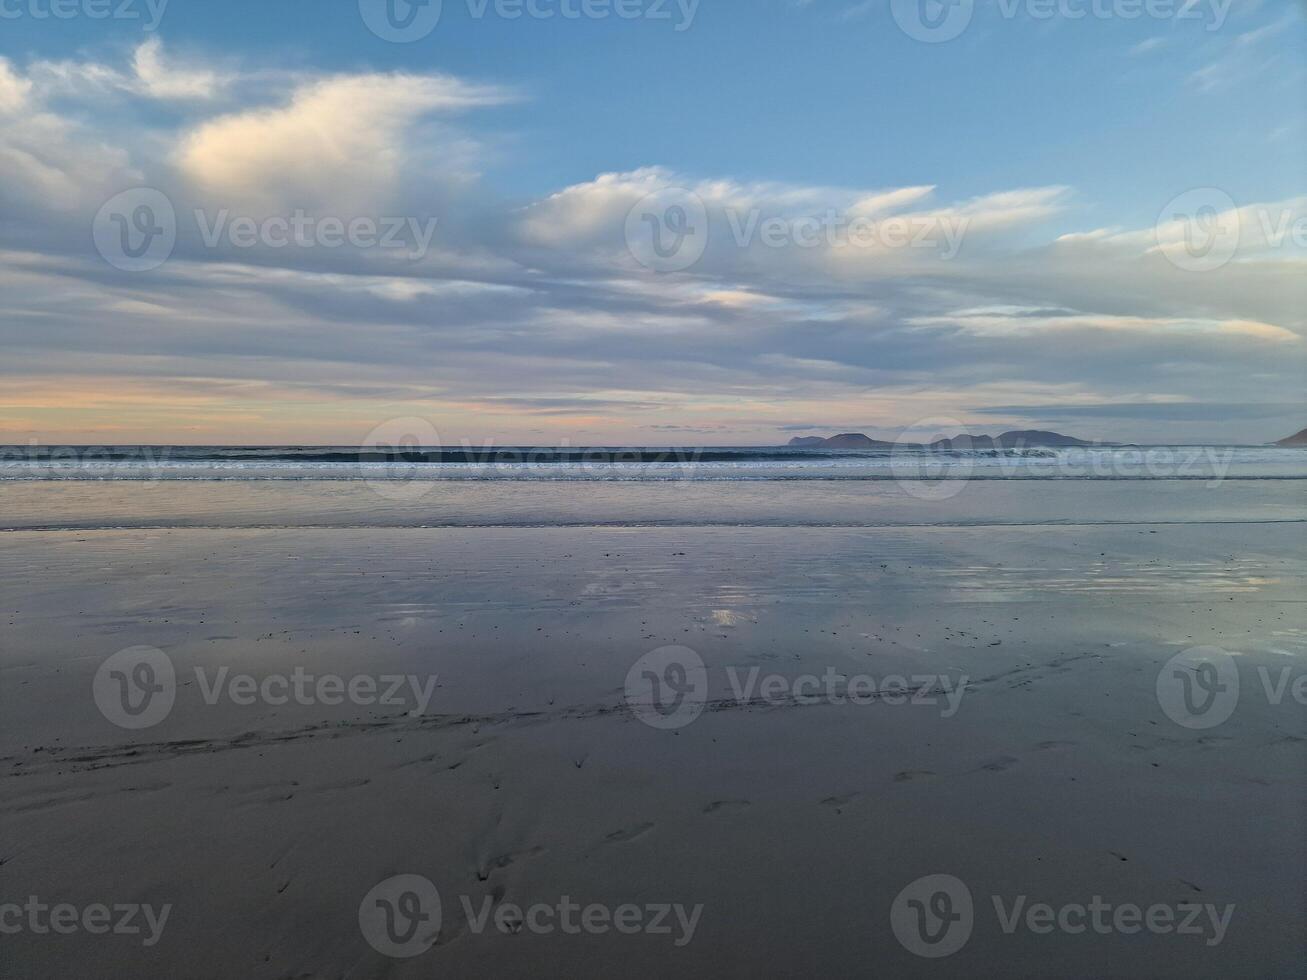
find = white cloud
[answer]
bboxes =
[0,60,136,211]
[27,38,227,102]
[177,72,514,212]
[131,37,223,100]
[913,310,1300,343]
[518,166,1067,268]
[1060,195,1307,262]
[0,58,33,113]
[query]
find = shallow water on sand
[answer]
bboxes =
[2,477,1304,529]
[0,481,1303,978]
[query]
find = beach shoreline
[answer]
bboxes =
[2,507,1303,977]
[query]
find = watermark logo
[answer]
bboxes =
[624,645,707,729]
[891,417,975,501]
[893,874,1235,956]
[359,876,702,956]
[891,874,974,958]
[1156,646,1306,729]
[625,646,967,730]
[359,0,443,41]
[92,188,176,273]
[361,417,443,501]
[193,210,438,259]
[724,666,968,715]
[359,874,442,958]
[624,187,708,272]
[1155,188,1240,273]
[93,646,176,729]
[722,207,968,258]
[93,192,439,272]
[1,443,179,483]
[0,898,172,947]
[94,646,439,729]
[893,0,1232,43]
[194,667,438,715]
[1156,646,1239,729]
[0,0,169,29]
[891,0,973,43]
[360,0,697,38]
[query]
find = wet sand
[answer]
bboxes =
[1,515,1304,977]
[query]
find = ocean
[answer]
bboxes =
[1,444,1303,531]
[2,444,1304,481]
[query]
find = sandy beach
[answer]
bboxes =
[2,482,1303,977]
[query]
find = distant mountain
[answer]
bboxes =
[788,429,1095,450]
[1275,427,1307,447]
[933,430,1095,450]
[821,433,898,449]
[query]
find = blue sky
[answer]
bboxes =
[0,0,1303,443]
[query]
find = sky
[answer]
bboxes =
[1,0,1304,446]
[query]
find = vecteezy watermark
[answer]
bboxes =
[891,416,975,502]
[890,0,975,43]
[891,0,1231,43]
[0,0,169,29]
[1155,188,1307,273]
[891,874,1234,958]
[624,646,709,729]
[92,188,439,272]
[360,417,444,501]
[1155,188,1240,273]
[359,0,698,42]
[358,0,444,41]
[890,874,974,957]
[1156,645,1306,730]
[624,187,709,273]
[93,647,439,729]
[0,443,182,484]
[722,667,968,716]
[93,646,177,729]
[0,898,172,947]
[358,874,702,958]
[194,210,438,259]
[358,875,442,958]
[623,646,968,730]
[623,188,970,272]
[722,208,968,259]
[882,420,1239,502]
[355,428,717,497]
[92,188,176,273]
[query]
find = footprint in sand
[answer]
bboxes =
[309,776,371,793]
[892,769,935,783]
[475,845,547,881]
[603,822,655,844]
[819,793,860,814]
[702,800,751,814]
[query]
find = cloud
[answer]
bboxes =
[911,310,1300,344]
[131,37,224,100]
[518,166,1069,274]
[0,35,1302,446]
[972,402,1305,423]
[0,60,136,212]
[1129,37,1166,56]
[177,72,514,211]
[0,58,33,113]
[26,38,229,102]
